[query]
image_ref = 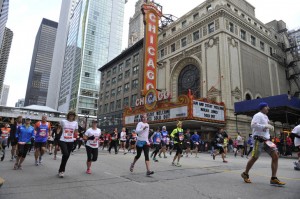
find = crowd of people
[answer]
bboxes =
[1,102,300,187]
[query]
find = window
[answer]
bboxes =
[206,5,212,11]
[182,20,187,28]
[241,13,245,18]
[106,80,110,87]
[240,29,246,40]
[275,35,277,40]
[112,77,116,84]
[85,72,90,77]
[105,91,109,99]
[270,47,273,56]
[131,94,137,106]
[111,89,116,97]
[110,102,115,111]
[88,51,92,55]
[248,18,251,22]
[133,65,139,75]
[171,43,176,52]
[123,97,129,107]
[163,33,166,38]
[132,79,138,89]
[208,22,214,33]
[234,8,238,12]
[181,37,187,47]
[116,99,122,109]
[227,3,231,8]
[117,86,122,95]
[125,59,131,67]
[112,67,117,74]
[125,69,130,78]
[107,70,111,77]
[118,63,123,72]
[160,49,165,58]
[254,22,257,26]
[260,41,265,51]
[229,22,234,33]
[104,104,108,113]
[245,94,252,100]
[118,74,123,81]
[133,53,139,63]
[171,27,176,32]
[124,83,130,92]
[193,31,200,41]
[251,36,256,46]
[99,93,103,100]
[193,13,199,20]
[260,26,263,30]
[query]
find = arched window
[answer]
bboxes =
[178,65,200,98]
[245,93,252,100]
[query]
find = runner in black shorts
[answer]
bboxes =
[171,121,184,167]
[9,116,23,161]
[212,129,228,163]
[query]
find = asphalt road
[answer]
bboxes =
[0,148,299,199]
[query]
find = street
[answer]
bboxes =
[0,148,299,199]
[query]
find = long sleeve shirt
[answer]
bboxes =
[16,125,35,144]
[135,122,149,143]
[191,134,200,143]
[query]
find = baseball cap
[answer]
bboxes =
[25,116,31,120]
[258,102,268,110]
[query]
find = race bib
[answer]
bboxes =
[156,137,161,143]
[1,130,9,138]
[179,133,184,141]
[39,129,47,137]
[63,128,74,140]
[265,140,277,148]
[90,137,98,146]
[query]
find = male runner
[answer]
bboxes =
[171,121,184,167]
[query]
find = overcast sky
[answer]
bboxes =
[4,0,300,107]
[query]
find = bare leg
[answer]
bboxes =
[271,151,278,177]
[87,161,92,170]
[244,157,258,174]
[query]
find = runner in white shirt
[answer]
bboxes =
[120,127,127,155]
[83,120,101,174]
[291,124,300,170]
[129,114,154,176]
[241,102,285,186]
[58,110,78,178]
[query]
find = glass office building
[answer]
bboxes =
[58,0,125,116]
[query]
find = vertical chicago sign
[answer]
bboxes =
[142,1,162,95]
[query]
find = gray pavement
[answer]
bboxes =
[0,148,299,199]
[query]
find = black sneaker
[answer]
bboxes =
[146,171,154,176]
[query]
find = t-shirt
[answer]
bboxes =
[120,131,126,141]
[292,125,300,147]
[251,112,271,140]
[60,119,78,142]
[35,121,51,143]
[85,128,101,148]
[236,135,243,146]
[0,127,10,139]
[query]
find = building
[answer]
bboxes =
[24,19,58,106]
[99,0,295,138]
[0,0,9,47]
[0,84,9,105]
[0,27,13,97]
[46,0,80,110]
[128,0,145,47]
[57,0,125,116]
[98,39,143,131]
[15,98,25,108]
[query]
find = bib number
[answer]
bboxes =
[265,140,277,149]
[63,129,74,140]
[40,129,47,137]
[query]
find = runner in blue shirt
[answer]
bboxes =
[191,131,200,158]
[158,126,168,158]
[150,127,162,162]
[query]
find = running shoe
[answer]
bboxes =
[270,178,285,186]
[223,160,228,163]
[18,165,23,170]
[130,163,134,172]
[13,163,18,170]
[58,172,64,178]
[241,172,251,183]
[146,171,154,176]
[35,160,39,166]
[172,162,176,166]
[164,156,167,158]
[153,158,158,162]
[176,163,182,167]
[158,154,162,158]
[86,169,92,174]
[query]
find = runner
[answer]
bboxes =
[291,124,300,170]
[52,124,62,160]
[34,115,51,166]
[108,129,118,154]
[83,120,101,174]
[129,114,154,176]
[246,134,254,159]
[212,129,228,163]
[14,117,35,170]
[120,127,127,155]
[102,132,110,150]
[58,110,78,178]
[0,123,11,161]
[171,121,184,167]
[128,130,137,154]
[241,102,285,185]
[9,116,23,161]
[158,126,168,158]
[184,129,191,158]
[191,131,200,158]
[150,127,162,162]
[47,133,54,155]
[234,132,244,158]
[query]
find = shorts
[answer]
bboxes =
[184,141,191,149]
[120,140,126,143]
[174,143,183,155]
[86,146,98,162]
[34,142,46,149]
[216,145,224,154]
[237,145,244,150]
[1,138,8,147]
[18,143,30,158]
[252,139,277,158]
[54,139,59,146]
[48,140,54,145]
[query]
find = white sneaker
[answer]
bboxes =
[58,172,64,178]
[35,160,39,166]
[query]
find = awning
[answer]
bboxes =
[234,94,300,125]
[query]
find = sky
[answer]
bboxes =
[4,0,300,107]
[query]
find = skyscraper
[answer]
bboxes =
[58,0,125,116]
[24,18,58,106]
[0,27,12,98]
[128,0,145,47]
[46,0,80,109]
[0,0,9,47]
[0,84,9,106]
[15,98,25,108]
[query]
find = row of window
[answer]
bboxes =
[103,66,139,87]
[100,94,137,113]
[100,79,139,100]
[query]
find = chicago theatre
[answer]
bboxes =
[98,0,298,139]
